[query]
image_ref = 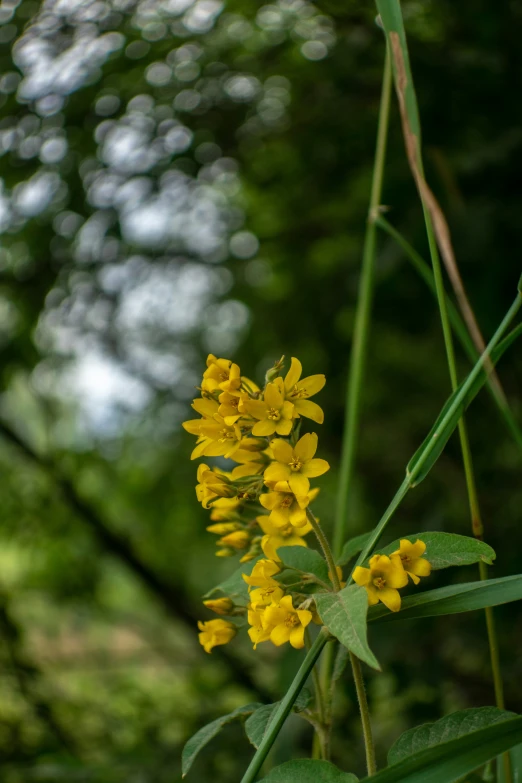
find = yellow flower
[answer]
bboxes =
[198,619,237,653]
[203,598,234,615]
[244,379,295,437]
[201,355,241,394]
[257,515,311,562]
[242,558,280,589]
[259,482,318,528]
[206,521,241,535]
[249,584,285,609]
[196,464,236,508]
[264,433,329,496]
[263,595,313,649]
[218,389,251,425]
[283,357,326,423]
[218,530,250,550]
[192,414,243,460]
[209,498,241,520]
[392,539,432,585]
[247,605,273,648]
[352,554,408,612]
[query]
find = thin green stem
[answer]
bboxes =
[332,45,393,559]
[306,629,328,760]
[375,215,522,453]
[350,652,377,775]
[240,630,330,783]
[306,509,341,592]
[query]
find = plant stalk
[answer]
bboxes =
[350,652,377,775]
[332,45,393,559]
[307,509,342,592]
[240,630,330,783]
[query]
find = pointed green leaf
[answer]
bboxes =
[204,556,262,605]
[245,690,312,749]
[338,533,371,566]
[369,575,522,623]
[314,585,380,670]
[277,546,331,586]
[360,713,522,783]
[259,759,358,782]
[182,702,261,777]
[368,532,495,570]
[388,707,516,765]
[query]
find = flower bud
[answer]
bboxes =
[203,597,234,615]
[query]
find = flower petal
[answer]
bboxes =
[410,558,432,577]
[296,609,313,627]
[252,419,276,436]
[289,473,310,496]
[296,374,326,397]
[271,439,294,463]
[301,458,330,478]
[352,566,371,587]
[284,357,302,392]
[378,586,402,612]
[289,625,306,649]
[294,399,324,423]
[260,492,278,510]
[275,419,293,436]
[365,584,380,605]
[294,432,317,462]
[264,382,283,408]
[264,463,291,483]
[270,624,291,646]
[244,400,268,421]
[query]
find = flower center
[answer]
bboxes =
[219,428,236,441]
[285,614,299,628]
[267,407,281,421]
[290,384,308,399]
[373,576,386,590]
[220,371,229,381]
[280,495,293,508]
[288,457,302,471]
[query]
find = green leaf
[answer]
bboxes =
[337,533,371,566]
[388,707,516,765]
[277,546,331,586]
[203,556,262,605]
[259,759,358,782]
[245,690,312,749]
[405,325,522,486]
[359,713,522,783]
[368,532,495,570]
[369,575,522,623]
[314,585,380,670]
[182,702,261,777]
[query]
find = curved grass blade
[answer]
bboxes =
[360,715,522,783]
[369,575,522,623]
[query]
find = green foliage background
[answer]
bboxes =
[0,0,521,780]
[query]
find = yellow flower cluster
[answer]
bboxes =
[183,354,328,653]
[353,539,431,612]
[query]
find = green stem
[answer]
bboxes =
[332,45,393,559]
[350,652,377,775]
[375,215,522,453]
[240,630,330,783]
[307,509,341,592]
[306,629,328,760]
